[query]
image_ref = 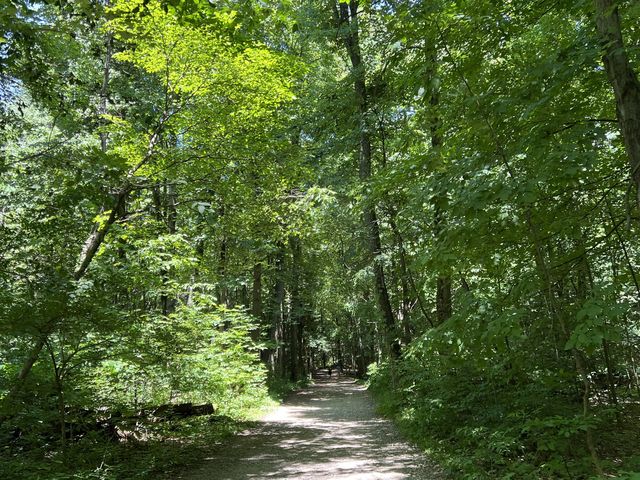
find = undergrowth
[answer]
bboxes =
[368,360,640,480]
[0,389,280,480]
[267,375,312,401]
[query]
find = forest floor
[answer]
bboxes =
[178,373,445,480]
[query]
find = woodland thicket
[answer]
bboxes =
[1,0,640,479]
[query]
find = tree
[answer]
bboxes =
[333,0,399,357]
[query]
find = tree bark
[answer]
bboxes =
[98,31,112,152]
[594,0,640,209]
[289,236,304,381]
[251,262,263,319]
[335,0,398,357]
[159,182,177,316]
[428,51,452,324]
[436,276,452,323]
[267,246,286,376]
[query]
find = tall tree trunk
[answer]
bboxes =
[268,246,286,376]
[99,31,112,152]
[428,52,452,324]
[388,215,416,342]
[594,0,640,209]
[161,182,177,316]
[216,205,228,307]
[379,119,419,341]
[252,262,263,343]
[334,0,398,357]
[289,236,305,381]
[387,209,435,328]
[351,312,367,377]
[218,236,228,306]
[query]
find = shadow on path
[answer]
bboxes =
[181,375,443,479]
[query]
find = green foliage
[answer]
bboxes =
[369,360,605,479]
[0,414,246,480]
[0,0,300,478]
[3,0,640,478]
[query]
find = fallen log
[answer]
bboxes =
[142,402,215,420]
[64,403,215,441]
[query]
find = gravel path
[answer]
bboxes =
[181,375,444,479]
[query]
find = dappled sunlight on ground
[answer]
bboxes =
[180,375,443,479]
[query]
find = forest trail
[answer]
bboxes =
[180,374,444,480]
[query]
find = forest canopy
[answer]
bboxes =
[1,0,640,478]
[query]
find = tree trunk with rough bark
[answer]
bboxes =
[428,50,452,325]
[594,0,640,209]
[289,236,305,381]
[334,0,398,357]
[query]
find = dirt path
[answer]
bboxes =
[181,375,444,479]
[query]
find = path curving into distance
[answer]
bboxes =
[181,374,445,480]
